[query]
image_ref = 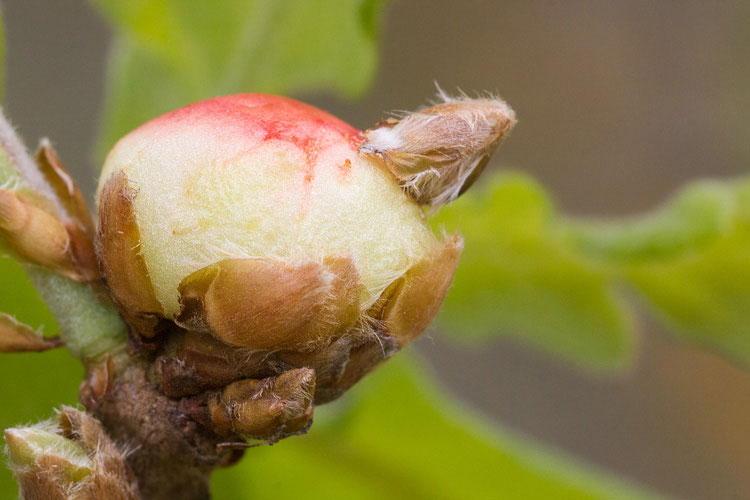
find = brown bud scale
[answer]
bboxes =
[96,171,164,337]
[0,312,62,352]
[361,92,516,207]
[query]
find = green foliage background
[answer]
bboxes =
[2,0,748,498]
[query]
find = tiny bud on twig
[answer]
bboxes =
[0,189,77,276]
[207,368,316,442]
[4,408,138,500]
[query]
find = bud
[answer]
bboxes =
[0,189,75,276]
[95,93,512,438]
[206,368,315,441]
[361,92,515,208]
[0,141,98,282]
[4,408,137,500]
[4,425,93,480]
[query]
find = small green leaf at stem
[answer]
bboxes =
[567,178,750,366]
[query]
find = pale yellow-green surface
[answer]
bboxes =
[5,425,93,481]
[99,127,438,317]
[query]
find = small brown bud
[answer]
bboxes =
[0,183,97,282]
[361,92,516,207]
[208,369,315,441]
[79,356,114,407]
[0,137,99,282]
[0,189,75,276]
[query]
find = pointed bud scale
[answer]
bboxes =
[35,140,95,236]
[0,312,62,352]
[96,171,164,337]
[176,255,361,350]
[361,93,516,207]
[380,235,463,346]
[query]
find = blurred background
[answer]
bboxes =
[3,1,750,499]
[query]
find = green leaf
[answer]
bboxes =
[568,179,750,365]
[566,180,740,262]
[432,173,635,369]
[213,357,662,500]
[435,173,750,367]
[90,0,388,155]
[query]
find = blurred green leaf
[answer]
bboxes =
[567,180,740,262]
[213,356,661,500]
[568,179,750,365]
[440,173,750,367]
[432,173,635,369]
[90,0,388,155]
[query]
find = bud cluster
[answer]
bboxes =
[94,93,515,443]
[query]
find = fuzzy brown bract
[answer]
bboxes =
[361,93,516,208]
